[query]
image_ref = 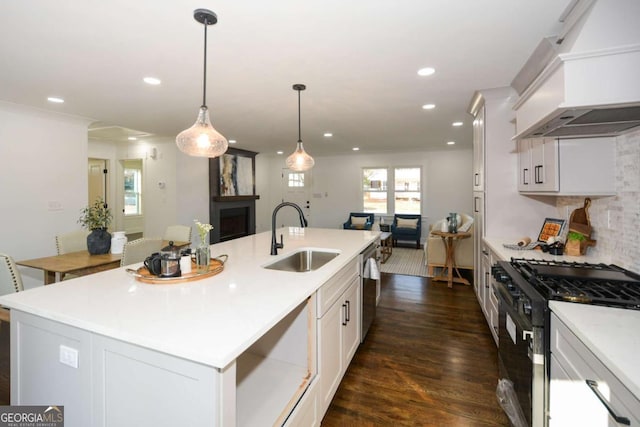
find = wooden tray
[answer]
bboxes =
[126,255,227,284]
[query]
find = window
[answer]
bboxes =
[288,172,305,187]
[124,164,142,216]
[362,168,387,213]
[362,167,421,214]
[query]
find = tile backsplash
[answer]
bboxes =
[556,128,640,272]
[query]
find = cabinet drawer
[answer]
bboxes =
[550,314,640,425]
[316,258,359,318]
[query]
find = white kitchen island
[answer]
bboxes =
[0,227,379,427]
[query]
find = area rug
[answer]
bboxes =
[380,247,429,277]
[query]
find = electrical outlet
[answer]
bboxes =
[59,345,78,369]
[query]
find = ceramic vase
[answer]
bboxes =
[87,228,111,255]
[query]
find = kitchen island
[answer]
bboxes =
[0,227,379,427]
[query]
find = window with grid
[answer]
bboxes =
[362,168,388,213]
[362,167,421,214]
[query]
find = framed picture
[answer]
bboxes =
[537,218,566,243]
[209,148,257,198]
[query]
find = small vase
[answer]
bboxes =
[195,246,210,272]
[110,231,127,254]
[448,212,458,233]
[87,228,111,255]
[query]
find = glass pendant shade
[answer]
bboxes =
[176,106,228,157]
[286,141,315,171]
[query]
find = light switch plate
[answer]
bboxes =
[59,345,78,369]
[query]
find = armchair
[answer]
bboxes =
[391,214,422,248]
[425,213,474,276]
[343,213,375,230]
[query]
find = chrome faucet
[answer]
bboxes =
[271,202,308,255]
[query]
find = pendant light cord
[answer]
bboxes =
[297,89,302,143]
[202,17,208,108]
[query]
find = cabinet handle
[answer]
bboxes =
[342,304,347,326]
[534,165,544,184]
[482,250,489,256]
[474,173,480,186]
[523,168,529,185]
[345,300,351,322]
[474,197,480,213]
[585,380,630,425]
[485,272,490,289]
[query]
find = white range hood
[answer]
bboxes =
[513,0,640,140]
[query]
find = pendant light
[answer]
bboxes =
[176,9,228,158]
[286,84,314,171]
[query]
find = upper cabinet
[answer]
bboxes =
[518,136,616,196]
[472,105,486,191]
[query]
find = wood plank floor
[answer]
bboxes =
[321,273,509,426]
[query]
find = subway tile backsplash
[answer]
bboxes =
[556,128,640,272]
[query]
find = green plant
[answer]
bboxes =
[78,198,113,230]
[567,231,586,242]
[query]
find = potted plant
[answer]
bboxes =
[78,198,113,254]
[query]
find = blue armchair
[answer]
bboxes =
[343,213,375,230]
[391,214,422,248]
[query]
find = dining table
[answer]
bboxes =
[16,240,190,285]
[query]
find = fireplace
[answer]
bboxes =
[210,197,257,243]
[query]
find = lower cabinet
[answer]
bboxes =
[317,273,361,416]
[549,312,640,426]
[478,240,499,346]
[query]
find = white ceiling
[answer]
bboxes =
[0,0,571,156]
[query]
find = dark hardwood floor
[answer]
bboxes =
[322,273,509,426]
[0,273,508,425]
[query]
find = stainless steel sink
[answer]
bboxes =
[263,249,340,272]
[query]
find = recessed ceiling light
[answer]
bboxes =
[417,67,435,76]
[323,133,333,138]
[47,97,64,103]
[352,147,360,151]
[276,151,283,155]
[452,122,463,127]
[422,104,436,110]
[447,141,456,145]
[228,139,237,144]
[128,136,137,141]
[143,77,161,85]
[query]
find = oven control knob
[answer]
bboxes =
[522,300,532,315]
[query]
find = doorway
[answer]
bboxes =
[88,158,108,206]
[279,168,312,227]
[117,159,144,238]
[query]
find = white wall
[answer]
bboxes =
[255,149,474,243]
[0,102,91,289]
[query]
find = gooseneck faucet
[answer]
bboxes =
[271,202,308,255]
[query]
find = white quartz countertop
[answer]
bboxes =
[484,236,611,264]
[549,301,640,400]
[0,228,379,369]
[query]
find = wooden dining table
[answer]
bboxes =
[16,240,190,285]
[16,251,123,285]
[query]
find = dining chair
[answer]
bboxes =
[0,253,24,323]
[56,230,90,255]
[163,225,192,244]
[120,238,163,267]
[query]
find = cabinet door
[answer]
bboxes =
[318,297,343,415]
[517,139,532,191]
[342,277,360,366]
[530,138,559,191]
[473,105,486,191]
[473,192,484,298]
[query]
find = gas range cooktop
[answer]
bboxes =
[509,258,640,310]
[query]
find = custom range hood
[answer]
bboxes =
[512,0,640,140]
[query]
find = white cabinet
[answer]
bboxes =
[518,137,559,192]
[473,105,486,191]
[317,261,360,416]
[518,136,616,195]
[550,312,640,426]
[479,241,499,346]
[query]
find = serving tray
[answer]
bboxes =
[126,255,228,284]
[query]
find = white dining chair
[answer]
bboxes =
[0,253,24,323]
[56,230,90,255]
[120,238,163,267]
[163,225,192,244]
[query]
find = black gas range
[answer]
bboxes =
[491,258,640,427]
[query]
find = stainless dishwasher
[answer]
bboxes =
[360,242,379,342]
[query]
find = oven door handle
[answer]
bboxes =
[586,380,631,425]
